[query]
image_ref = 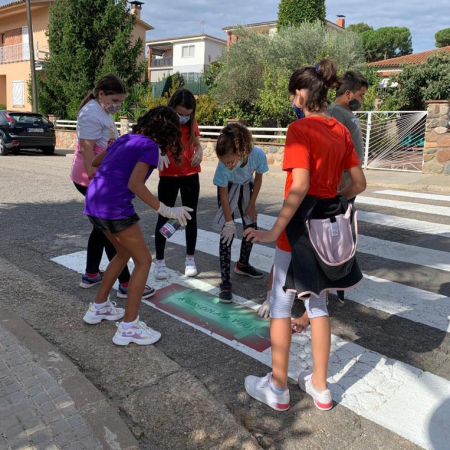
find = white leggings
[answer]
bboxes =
[270,247,329,319]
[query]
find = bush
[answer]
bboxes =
[0,104,6,110]
[379,52,450,111]
[210,22,365,126]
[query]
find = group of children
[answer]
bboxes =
[72,59,367,410]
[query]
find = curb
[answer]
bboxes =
[0,303,140,450]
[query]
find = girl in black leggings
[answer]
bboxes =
[154,89,203,279]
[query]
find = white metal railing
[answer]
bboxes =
[355,111,427,173]
[199,126,287,141]
[56,119,121,132]
[151,57,173,68]
[0,43,30,64]
[55,114,429,173]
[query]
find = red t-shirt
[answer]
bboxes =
[159,119,201,177]
[277,116,360,252]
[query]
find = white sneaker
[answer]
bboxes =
[112,317,161,346]
[298,371,333,411]
[185,258,198,277]
[83,299,125,324]
[154,261,168,280]
[245,373,290,411]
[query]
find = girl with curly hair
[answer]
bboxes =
[212,122,269,302]
[82,106,192,346]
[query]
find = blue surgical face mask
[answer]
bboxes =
[293,104,305,120]
[178,114,190,125]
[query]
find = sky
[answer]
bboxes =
[1,0,447,54]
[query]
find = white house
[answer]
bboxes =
[146,34,226,84]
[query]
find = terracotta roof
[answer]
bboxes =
[0,0,24,10]
[369,46,450,67]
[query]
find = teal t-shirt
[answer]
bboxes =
[213,147,269,187]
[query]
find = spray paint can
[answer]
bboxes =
[160,219,182,239]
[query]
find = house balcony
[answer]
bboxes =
[0,43,31,64]
[150,57,173,68]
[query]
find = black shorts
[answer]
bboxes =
[87,213,140,234]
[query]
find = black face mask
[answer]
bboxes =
[349,99,361,111]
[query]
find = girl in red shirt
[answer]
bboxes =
[154,89,203,279]
[244,59,366,412]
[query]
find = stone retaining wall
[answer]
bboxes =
[56,129,286,166]
[423,100,450,175]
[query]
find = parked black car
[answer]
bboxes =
[0,110,56,156]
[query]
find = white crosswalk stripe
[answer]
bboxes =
[51,250,450,450]
[237,214,450,273]
[357,196,450,217]
[375,190,450,203]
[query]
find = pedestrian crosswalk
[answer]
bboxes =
[51,189,450,450]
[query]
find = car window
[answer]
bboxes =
[10,114,49,124]
[0,114,7,125]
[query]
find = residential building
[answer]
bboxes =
[223,16,346,49]
[0,0,153,112]
[368,46,450,88]
[146,34,226,84]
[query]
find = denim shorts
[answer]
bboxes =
[87,213,140,234]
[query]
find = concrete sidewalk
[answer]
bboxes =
[0,305,140,450]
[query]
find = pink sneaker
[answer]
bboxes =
[245,373,290,411]
[298,371,333,411]
[112,317,161,346]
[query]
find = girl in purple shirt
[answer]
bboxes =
[83,106,193,346]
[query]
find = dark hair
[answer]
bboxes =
[288,59,339,112]
[132,106,183,165]
[168,88,197,147]
[79,74,127,111]
[215,123,253,158]
[336,71,369,97]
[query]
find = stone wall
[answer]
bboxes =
[56,130,77,150]
[423,100,450,175]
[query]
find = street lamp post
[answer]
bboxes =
[26,0,38,112]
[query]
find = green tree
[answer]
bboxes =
[347,23,373,35]
[380,52,450,111]
[361,26,412,62]
[210,22,365,127]
[38,0,146,119]
[277,0,325,30]
[435,28,450,48]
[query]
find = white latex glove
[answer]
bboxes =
[258,291,271,318]
[157,202,193,227]
[221,220,236,247]
[158,147,170,171]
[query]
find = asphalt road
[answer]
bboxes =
[0,149,449,450]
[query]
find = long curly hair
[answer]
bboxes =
[215,122,253,159]
[132,106,183,164]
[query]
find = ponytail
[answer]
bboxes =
[288,58,339,112]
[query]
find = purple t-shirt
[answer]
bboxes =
[84,134,159,220]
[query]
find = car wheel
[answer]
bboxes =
[41,146,55,155]
[0,136,9,156]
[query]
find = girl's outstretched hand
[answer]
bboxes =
[157,203,193,227]
[243,227,277,244]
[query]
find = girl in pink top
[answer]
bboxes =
[70,74,153,299]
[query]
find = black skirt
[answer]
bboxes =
[284,196,363,298]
